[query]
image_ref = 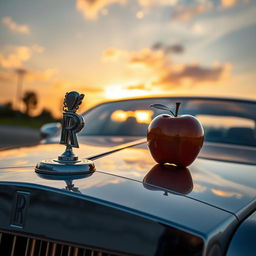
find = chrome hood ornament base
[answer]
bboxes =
[35,91,95,180]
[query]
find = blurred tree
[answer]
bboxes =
[15,68,26,111]
[22,91,38,116]
[36,108,55,121]
[0,102,14,117]
[4,102,13,110]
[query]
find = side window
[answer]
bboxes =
[197,115,256,146]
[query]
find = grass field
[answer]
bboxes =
[0,117,52,129]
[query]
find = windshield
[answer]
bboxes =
[80,98,256,147]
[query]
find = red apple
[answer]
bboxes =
[147,103,204,167]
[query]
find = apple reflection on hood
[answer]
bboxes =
[143,164,193,195]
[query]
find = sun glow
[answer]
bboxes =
[104,84,150,99]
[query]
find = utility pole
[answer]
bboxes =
[15,68,26,111]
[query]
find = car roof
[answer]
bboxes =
[91,96,256,106]
[83,95,256,121]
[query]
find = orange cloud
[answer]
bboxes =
[31,45,44,53]
[76,0,179,19]
[221,0,237,8]
[103,44,183,65]
[0,46,31,68]
[102,46,232,89]
[26,68,58,82]
[0,45,44,68]
[139,0,178,7]
[129,48,167,70]
[130,48,231,87]
[51,81,103,94]
[76,0,125,19]
[2,16,30,34]
[0,68,58,85]
[125,83,147,90]
[101,48,125,62]
[171,4,212,22]
[0,70,14,82]
[157,63,232,87]
[76,0,248,20]
[102,47,169,72]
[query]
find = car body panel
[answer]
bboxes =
[93,143,256,219]
[0,172,237,255]
[0,139,255,219]
[0,137,145,169]
[0,138,252,255]
[1,182,187,256]
[226,211,256,256]
[0,168,236,235]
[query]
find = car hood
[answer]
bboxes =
[0,137,255,220]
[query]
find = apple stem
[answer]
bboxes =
[175,102,181,117]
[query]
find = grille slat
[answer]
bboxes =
[10,235,16,256]
[59,244,63,256]
[51,243,57,256]
[67,246,72,256]
[30,239,36,256]
[46,241,50,256]
[38,240,42,256]
[0,231,121,256]
[25,238,30,256]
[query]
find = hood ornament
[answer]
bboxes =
[59,91,85,161]
[35,91,95,180]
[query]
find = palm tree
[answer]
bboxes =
[22,91,38,116]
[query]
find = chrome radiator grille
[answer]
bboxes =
[0,231,120,256]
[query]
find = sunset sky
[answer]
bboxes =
[0,0,256,116]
